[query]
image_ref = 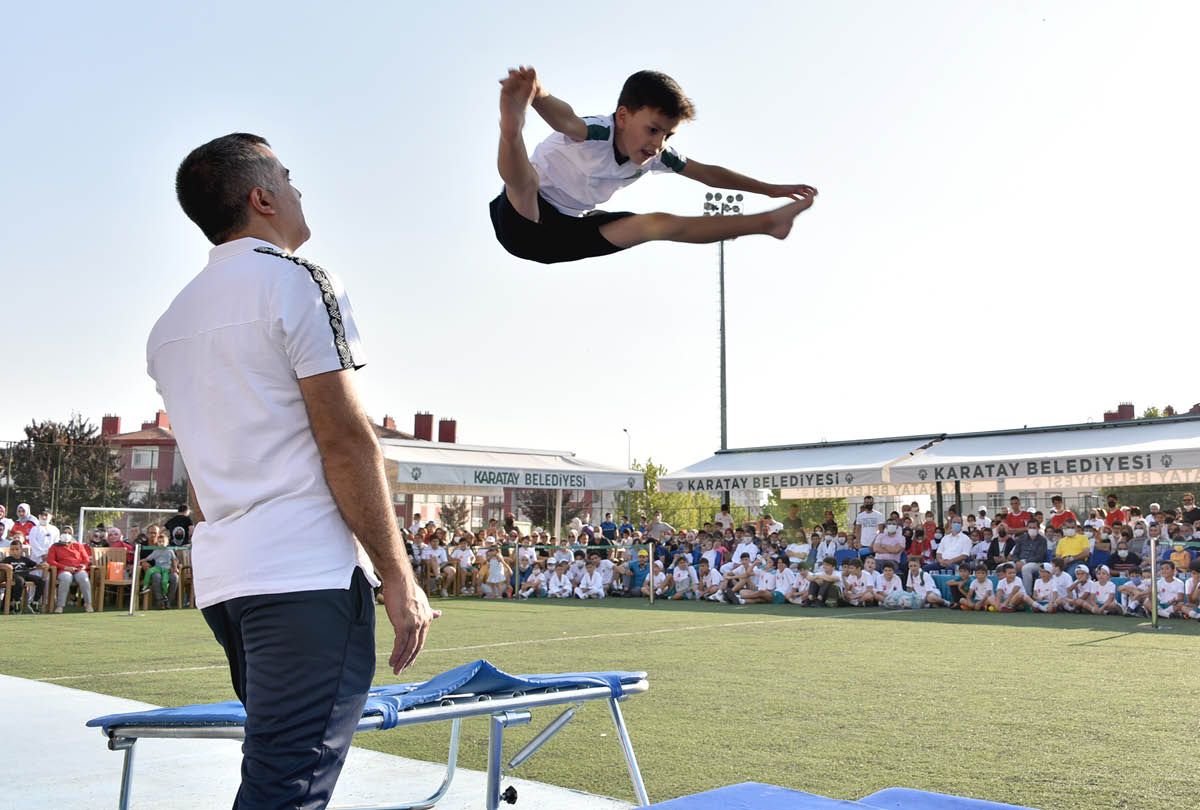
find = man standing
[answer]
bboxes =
[150,133,437,810]
[1047,495,1076,531]
[646,511,674,543]
[164,504,194,544]
[1003,496,1032,535]
[854,496,884,554]
[1103,495,1127,527]
[1181,493,1200,525]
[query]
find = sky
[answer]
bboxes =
[3,0,1197,474]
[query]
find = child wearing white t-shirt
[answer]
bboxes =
[668,556,699,600]
[962,565,994,611]
[841,559,871,606]
[642,561,668,598]
[519,562,546,599]
[1024,565,1058,613]
[547,561,573,598]
[1087,565,1121,615]
[698,560,724,600]
[1060,565,1094,613]
[904,558,948,608]
[786,565,812,605]
[875,562,906,607]
[991,564,1026,611]
[481,548,512,599]
[1185,563,1200,619]
[574,561,606,599]
[1156,561,1186,617]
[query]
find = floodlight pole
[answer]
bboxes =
[703,192,743,510]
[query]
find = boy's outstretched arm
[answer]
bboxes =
[681,158,817,201]
[521,68,588,141]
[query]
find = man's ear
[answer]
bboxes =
[248,186,275,216]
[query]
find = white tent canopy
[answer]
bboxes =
[890,417,1200,484]
[380,439,644,492]
[658,436,939,494]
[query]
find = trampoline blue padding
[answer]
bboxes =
[636,782,872,809]
[87,659,645,734]
[859,787,1037,809]
[637,783,1039,810]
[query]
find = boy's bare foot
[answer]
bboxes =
[763,198,813,240]
[499,67,537,140]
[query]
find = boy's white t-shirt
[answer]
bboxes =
[530,113,687,217]
[774,568,798,594]
[1186,577,1200,601]
[578,570,604,592]
[595,558,615,585]
[996,578,1025,601]
[843,573,866,598]
[523,571,545,591]
[786,543,810,562]
[734,542,760,563]
[1051,572,1073,599]
[672,565,698,592]
[427,547,448,566]
[968,578,994,601]
[1093,580,1117,604]
[862,569,883,590]
[1033,578,1056,602]
[451,548,475,568]
[907,571,937,598]
[701,549,720,569]
[1157,576,1185,605]
[700,568,722,590]
[877,575,902,596]
[651,571,667,592]
[753,569,776,592]
[548,572,571,594]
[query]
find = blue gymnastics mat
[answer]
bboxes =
[637,782,1038,810]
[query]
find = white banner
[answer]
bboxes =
[660,468,882,493]
[396,463,644,491]
[892,449,1200,484]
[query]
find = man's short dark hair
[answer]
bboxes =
[617,71,696,120]
[176,133,278,244]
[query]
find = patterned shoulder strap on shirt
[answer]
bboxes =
[254,246,356,370]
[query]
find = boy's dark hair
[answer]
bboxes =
[974,563,989,573]
[617,71,696,120]
[957,562,972,571]
[881,561,895,571]
[176,133,279,245]
[1051,557,1066,569]
[822,556,837,567]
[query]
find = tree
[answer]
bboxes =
[2,415,127,522]
[511,489,585,536]
[1100,484,1197,515]
[765,491,848,539]
[152,480,190,511]
[440,496,470,535]
[628,458,748,530]
[1142,406,1162,419]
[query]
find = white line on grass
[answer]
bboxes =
[35,613,822,681]
[38,664,227,682]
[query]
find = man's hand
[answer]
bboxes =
[767,183,819,202]
[383,577,441,675]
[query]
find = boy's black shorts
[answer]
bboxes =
[489,189,634,264]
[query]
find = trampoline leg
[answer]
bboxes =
[486,711,530,810]
[336,718,462,810]
[110,736,136,810]
[607,698,649,807]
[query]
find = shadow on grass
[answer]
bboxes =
[438,594,1200,636]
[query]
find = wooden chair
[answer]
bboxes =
[177,548,193,608]
[0,564,12,614]
[95,548,136,612]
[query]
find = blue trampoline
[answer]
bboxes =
[88,659,651,810]
[636,782,1039,810]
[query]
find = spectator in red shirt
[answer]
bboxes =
[1048,495,1077,530]
[1003,496,1032,534]
[1103,495,1127,527]
[47,534,94,613]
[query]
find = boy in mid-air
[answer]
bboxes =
[492,67,817,264]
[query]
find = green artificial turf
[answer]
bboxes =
[5,598,1196,810]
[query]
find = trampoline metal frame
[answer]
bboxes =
[102,680,651,810]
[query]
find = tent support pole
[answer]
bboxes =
[935,482,944,532]
[553,489,563,541]
[954,480,961,520]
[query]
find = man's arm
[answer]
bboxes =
[299,369,438,674]
[680,158,816,200]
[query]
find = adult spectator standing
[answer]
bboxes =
[164,505,194,545]
[976,507,991,530]
[599,512,618,543]
[928,519,972,572]
[1002,496,1032,536]
[646,511,675,544]
[150,133,437,810]
[1047,495,1076,531]
[714,505,734,534]
[1181,493,1200,526]
[1011,519,1048,593]
[872,518,905,570]
[27,510,59,569]
[854,496,884,556]
[784,503,804,537]
[762,512,784,537]
[821,509,839,534]
[1103,495,1127,527]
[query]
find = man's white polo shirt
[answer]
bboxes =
[146,238,376,608]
